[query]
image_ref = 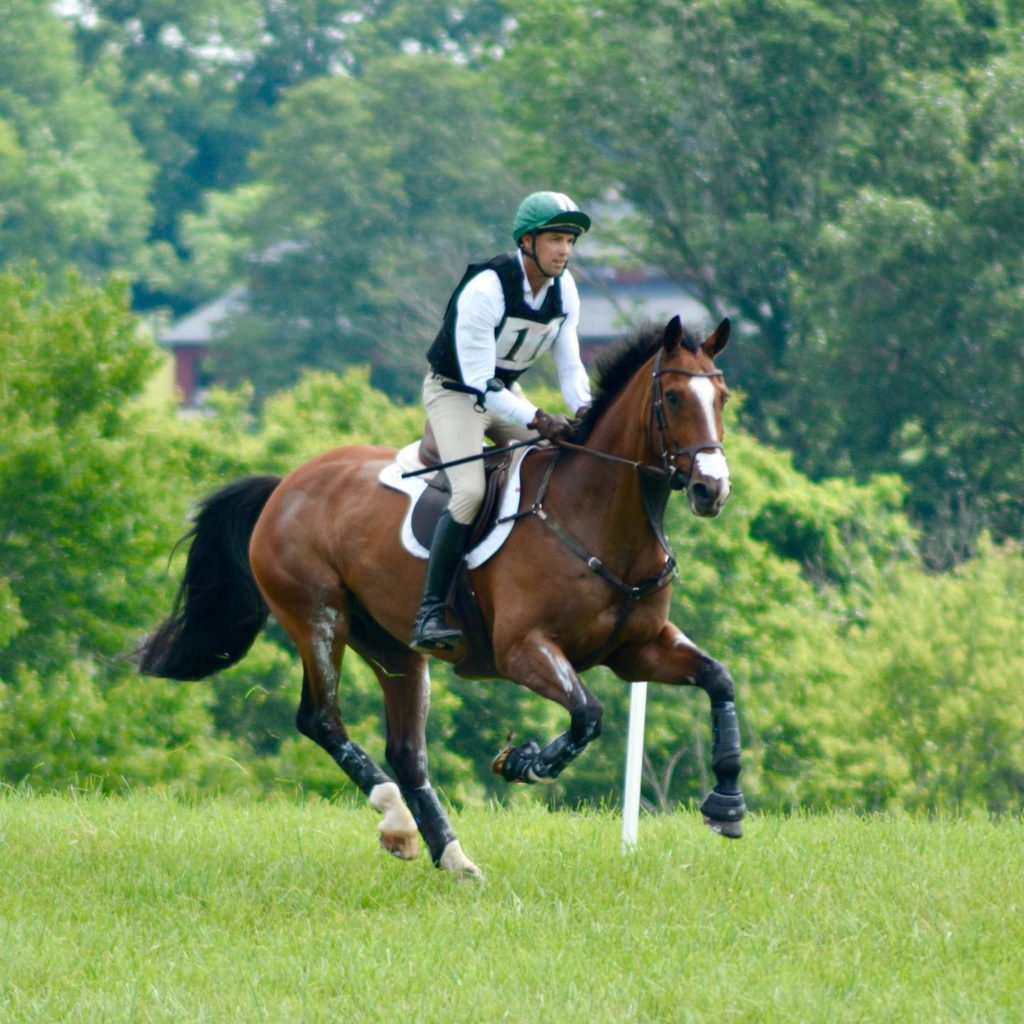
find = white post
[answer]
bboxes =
[622,681,648,850]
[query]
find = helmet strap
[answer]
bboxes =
[521,232,540,265]
[520,231,566,279]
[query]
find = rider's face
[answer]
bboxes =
[528,230,578,278]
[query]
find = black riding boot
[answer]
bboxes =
[410,511,471,653]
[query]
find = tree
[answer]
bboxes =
[0,1,153,283]
[63,0,511,309]
[195,54,521,400]
[0,270,232,789]
[829,537,1024,813]
[787,47,1024,563]
[501,0,1024,553]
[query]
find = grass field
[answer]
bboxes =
[0,792,1020,1023]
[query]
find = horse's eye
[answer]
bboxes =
[665,390,681,410]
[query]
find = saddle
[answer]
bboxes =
[411,422,518,552]
[381,423,532,678]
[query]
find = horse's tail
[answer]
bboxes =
[136,474,282,680]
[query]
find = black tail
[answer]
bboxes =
[137,474,282,680]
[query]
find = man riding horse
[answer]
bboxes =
[138,192,745,877]
[411,191,594,653]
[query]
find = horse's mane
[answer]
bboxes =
[575,320,701,442]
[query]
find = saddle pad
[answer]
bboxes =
[378,444,535,569]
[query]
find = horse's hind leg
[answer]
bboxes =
[295,663,419,861]
[349,614,482,879]
[269,590,419,861]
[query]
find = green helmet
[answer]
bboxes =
[512,191,591,242]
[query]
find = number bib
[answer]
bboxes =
[495,315,568,375]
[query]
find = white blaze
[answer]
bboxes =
[688,377,730,488]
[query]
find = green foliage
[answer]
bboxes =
[0,660,234,791]
[832,537,1024,813]
[0,271,233,789]
[789,173,1024,564]
[0,1,153,283]
[1,260,1022,819]
[502,0,1024,555]
[11,0,1017,564]
[197,54,521,400]
[258,367,424,470]
[63,0,511,308]
[67,0,267,254]
[592,427,916,813]
[0,272,164,671]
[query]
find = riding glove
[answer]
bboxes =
[529,409,576,442]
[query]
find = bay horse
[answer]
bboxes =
[138,315,745,878]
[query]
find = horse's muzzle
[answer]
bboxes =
[688,478,730,517]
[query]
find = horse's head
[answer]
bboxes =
[652,315,732,517]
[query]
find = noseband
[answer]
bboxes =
[555,348,726,489]
[651,347,726,490]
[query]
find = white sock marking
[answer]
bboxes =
[369,782,416,835]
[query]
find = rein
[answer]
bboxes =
[496,347,727,664]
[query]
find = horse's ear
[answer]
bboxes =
[664,315,700,354]
[663,315,684,354]
[703,318,731,359]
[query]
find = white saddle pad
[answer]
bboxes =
[378,442,535,568]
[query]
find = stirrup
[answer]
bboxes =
[410,606,464,653]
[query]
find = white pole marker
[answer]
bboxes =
[622,681,648,850]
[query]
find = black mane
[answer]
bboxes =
[574,319,701,441]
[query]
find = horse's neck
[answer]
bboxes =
[552,390,663,568]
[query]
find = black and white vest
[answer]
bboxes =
[427,252,567,386]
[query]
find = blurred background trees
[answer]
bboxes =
[1,1,1022,812]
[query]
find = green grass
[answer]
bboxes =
[0,793,1020,1023]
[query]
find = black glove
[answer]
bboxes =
[529,409,575,443]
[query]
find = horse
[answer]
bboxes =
[137,315,745,879]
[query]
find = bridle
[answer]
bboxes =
[649,346,726,491]
[558,346,727,491]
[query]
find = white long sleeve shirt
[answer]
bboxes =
[452,251,591,426]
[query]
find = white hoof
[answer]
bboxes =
[369,782,419,860]
[438,840,484,881]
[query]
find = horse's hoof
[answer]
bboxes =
[704,816,743,839]
[438,840,485,882]
[491,745,513,778]
[379,829,420,860]
[492,739,539,783]
[370,782,419,859]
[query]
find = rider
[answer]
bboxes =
[410,191,594,653]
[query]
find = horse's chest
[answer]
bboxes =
[558,592,667,663]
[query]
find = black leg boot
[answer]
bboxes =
[410,511,471,653]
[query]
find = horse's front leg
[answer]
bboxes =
[607,623,746,838]
[492,630,603,784]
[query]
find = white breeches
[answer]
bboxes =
[422,373,533,525]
